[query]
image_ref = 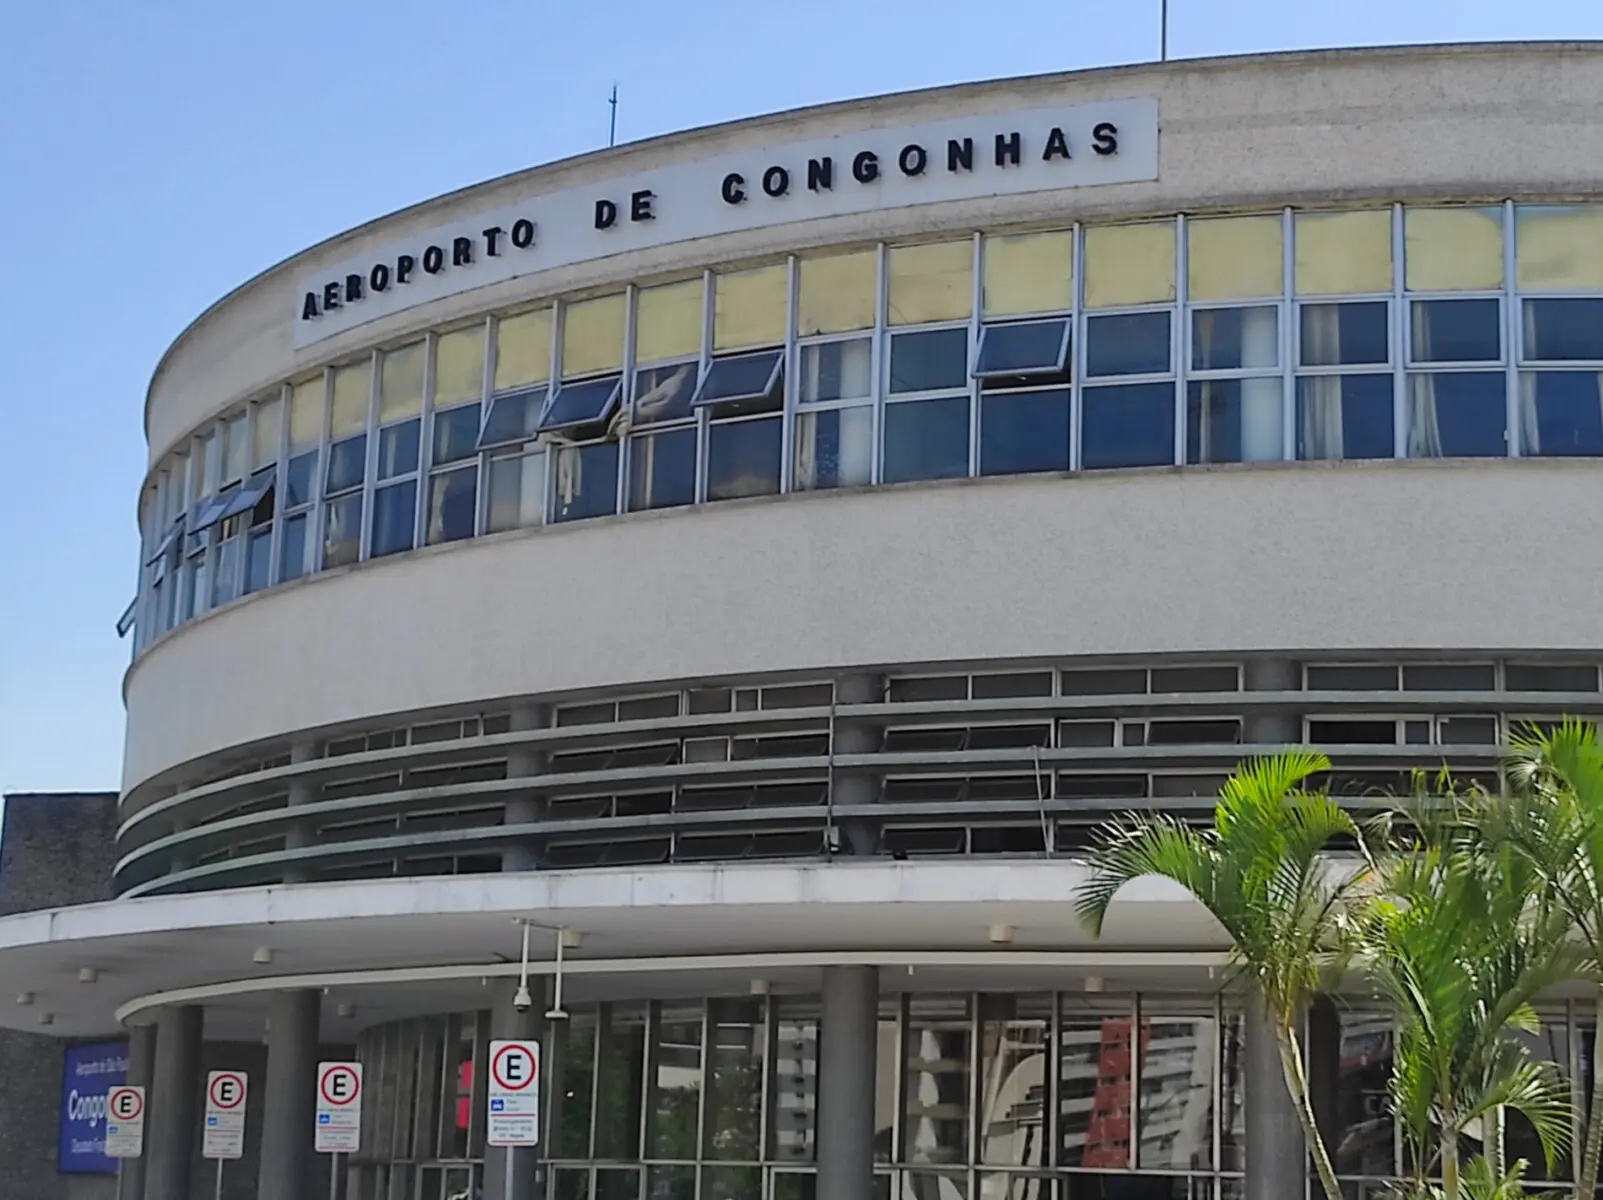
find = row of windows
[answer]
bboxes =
[132,202,1603,653]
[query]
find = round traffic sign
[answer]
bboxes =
[208,1072,247,1110]
[109,1088,144,1122]
[490,1043,537,1091]
[319,1064,361,1107]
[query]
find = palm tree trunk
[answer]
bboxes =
[1578,984,1603,1200]
[1441,1121,1460,1200]
[1274,1018,1344,1200]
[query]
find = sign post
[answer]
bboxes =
[487,1040,540,1200]
[202,1070,247,1200]
[104,1086,146,1160]
[316,1061,363,1200]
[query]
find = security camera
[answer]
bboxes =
[512,983,533,1013]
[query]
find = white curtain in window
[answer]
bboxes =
[1409,303,1442,457]
[795,408,872,488]
[1240,306,1281,461]
[1302,305,1344,459]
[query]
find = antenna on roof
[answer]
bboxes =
[1160,0,1170,61]
[608,83,619,148]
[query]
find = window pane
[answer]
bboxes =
[495,307,553,392]
[550,1013,596,1158]
[628,427,698,510]
[540,377,622,432]
[252,397,282,470]
[1523,298,1603,361]
[1085,312,1171,377]
[636,278,704,362]
[1187,378,1284,463]
[978,996,1051,1169]
[983,230,1073,317]
[1297,375,1395,460]
[289,375,323,454]
[1188,215,1283,301]
[646,1165,694,1200]
[1082,383,1175,469]
[980,389,1069,475]
[1295,209,1393,295]
[426,466,478,544]
[1411,298,1500,364]
[704,997,763,1161]
[595,1004,647,1160]
[480,388,543,447]
[562,292,626,377]
[280,513,308,582]
[696,352,783,409]
[648,1005,703,1160]
[888,240,973,326]
[1406,206,1504,291]
[975,320,1069,377]
[795,406,873,490]
[212,536,239,607]
[435,325,485,408]
[486,450,547,531]
[1516,204,1603,290]
[223,413,249,482]
[1083,221,1176,308]
[1331,1012,1395,1177]
[798,250,877,335]
[1059,1012,1130,1168]
[1520,372,1603,456]
[1192,306,1278,371]
[714,263,789,351]
[905,998,971,1165]
[883,396,970,483]
[770,999,818,1161]
[1407,372,1507,457]
[433,402,482,465]
[633,361,698,424]
[331,359,371,436]
[707,416,782,500]
[371,480,417,557]
[800,339,872,403]
[244,528,272,594]
[1221,1013,1245,1172]
[323,493,363,568]
[1138,1016,1214,1170]
[889,328,969,394]
[379,340,425,422]
[326,435,366,493]
[377,419,420,479]
[552,442,619,523]
[1300,302,1389,366]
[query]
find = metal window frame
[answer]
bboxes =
[690,347,786,411]
[972,316,1073,380]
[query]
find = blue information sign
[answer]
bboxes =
[58,1041,128,1173]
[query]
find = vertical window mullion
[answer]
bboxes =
[476,315,499,537]
[314,367,334,570]
[781,256,800,492]
[1504,199,1522,457]
[415,333,438,549]
[696,270,716,504]
[359,349,381,559]
[1071,223,1086,470]
[1130,991,1143,1172]
[873,243,889,485]
[268,382,290,588]
[1282,207,1296,461]
[1392,203,1407,458]
[1175,214,1189,466]
[968,233,982,477]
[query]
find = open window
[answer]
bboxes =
[145,517,186,566]
[217,466,276,522]
[187,491,233,535]
[536,375,623,434]
[692,350,784,414]
[973,318,1071,386]
[476,385,546,450]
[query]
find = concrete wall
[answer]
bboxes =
[0,794,119,1200]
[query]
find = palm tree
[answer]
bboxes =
[1074,750,1363,1200]
[1501,718,1603,1200]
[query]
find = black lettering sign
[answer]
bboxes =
[370,263,391,292]
[898,144,927,176]
[852,150,879,184]
[1092,122,1119,156]
[594,199,618,229]
[995,132,1021,167]
[344,273,364,302]
[630,189,655,221]
[452,237,474,267]
[322,281,342,310]
[807,157,833,192]
[482,226,505,256]
[722,172,746,205]
[1042,127,1071,162]
[762,166,790,197]
[396,254,415,284]
[510,219,536,249]
[302,292,320,320]
[947,138,973,172]
[422,245,445,274]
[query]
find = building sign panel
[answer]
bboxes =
[58,1040,128,1174]
[202,1070,248,1160]
[294,97,1159,347]
[314,1061,363,1153]
[486,1039,540,1146]
[104,1086,147,1159]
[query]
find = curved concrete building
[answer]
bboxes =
[6,40,1603,1200]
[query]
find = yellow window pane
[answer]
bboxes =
[1188,216,1283,301]
[798,250,877,335]
[1516,204,1603,290]
[636,278,704,362]
[714,264,789,350]
[1083,222,1176,308]
[379,340,425,423]
[289,375,324,453]
[252,396,282,469]
[561,293,626,376]
[435,326,485,409]
[193,434,213,498]
[1405,207,1504,292]
[983,231,1074,317]
[887,240,973,326]
[494,307,552,392]
[330,359,371,437]
[1294,210,1393,295]
[222,413,249,482]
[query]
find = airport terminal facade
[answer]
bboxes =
[6,39,1603,1200]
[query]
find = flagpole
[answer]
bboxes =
[1161,0,1169,61]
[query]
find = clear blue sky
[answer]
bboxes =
[0,0,1597,804]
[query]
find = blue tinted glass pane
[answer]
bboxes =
[285,451,318,507]
[244,530,272,594]
[979,389,1070,475]
[1192,307,1278,371]
[1411,299,1500,363]
[541,378,621,432]
[481,390,540,447]
[552,443,620,523]
[1301,302,1389,366]
[629,427,698,510]
[883,396,970,483]
[1081,383,1175,468]
[325,435,367,493]
[697,353,781,405]
[426,467,478,544]
[1408,373,1507,457]
[1524,299,1603,361]
[795,407,873,490]
[371,481,417,557]
[889,329,969,394]
[707,416,782,500]
[1523,372,1603,456]
[433,403,482,464]
[1297,375,1395,460]
[634,363,699,423]
[323,493,363,568]
[1187,379,1284,464]
[280,514,308,582]
[378,419,420,479]
[976,321,1068,376]
[1085,312,1171,377]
